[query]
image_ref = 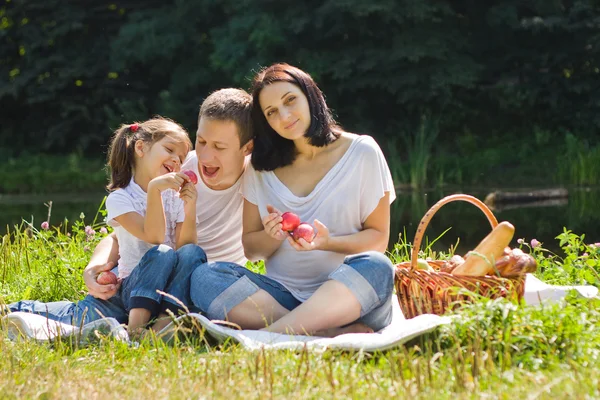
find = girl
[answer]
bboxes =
[190,64,396,336]
[105,117,202,337]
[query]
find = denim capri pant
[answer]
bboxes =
[190,251,395,331]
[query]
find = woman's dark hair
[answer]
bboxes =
[250,63,340,171]
[106,117,191,191]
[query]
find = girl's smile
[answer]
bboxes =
[135,136,189,189]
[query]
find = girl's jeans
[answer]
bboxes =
[9,244,206,326]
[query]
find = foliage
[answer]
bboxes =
[1,0,598,171]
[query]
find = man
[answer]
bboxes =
[8,88,254,326]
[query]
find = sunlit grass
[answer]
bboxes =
[1,209,600,398]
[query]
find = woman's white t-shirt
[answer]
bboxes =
[242,135,396,302]
[106,178,185,279]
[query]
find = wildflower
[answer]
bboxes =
[41,221,49,230]
[100,227,108,234]
[530,239,541,248]
[583,253,589,257]
[84,245,90,252]
[85,226,95,236]
[80,212,85,219]
[67,233,71,237]
[517,238,524,244]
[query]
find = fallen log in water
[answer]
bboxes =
[487,197,568,212]
[484,188,569,206]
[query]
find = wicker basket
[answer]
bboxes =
[395,194,525,319]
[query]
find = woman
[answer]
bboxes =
[190,63,396,336]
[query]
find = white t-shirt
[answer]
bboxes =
[106,178,185,279]
[182,152,248,265]
[242,134,396,302]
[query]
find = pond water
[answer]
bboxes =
[1,187,599,256]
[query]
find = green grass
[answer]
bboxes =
[1,215,600,398]
[556,133,600,186]
[1,128,597,195]
[387,115,439,189]
[0,153,107,194]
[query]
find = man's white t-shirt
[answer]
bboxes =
[106,178,185,279]
[182,152,248,265]
[242,135,396,302]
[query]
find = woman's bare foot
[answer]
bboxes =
[313,322,374,338]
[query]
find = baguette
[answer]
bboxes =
[452,221,515,276]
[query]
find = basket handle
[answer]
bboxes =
[410,194,498,271]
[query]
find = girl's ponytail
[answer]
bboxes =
[106,124,136,191]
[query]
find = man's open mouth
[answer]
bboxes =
[202,165,219,178]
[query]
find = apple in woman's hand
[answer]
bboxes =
[281,212,300,232]
[292,223,315,243]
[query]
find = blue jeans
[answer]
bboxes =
[190,251,395,331]
[9,244,206,326]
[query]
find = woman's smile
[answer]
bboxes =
[284,119,299,130]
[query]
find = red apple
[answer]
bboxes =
[292,223,315,243]
[97,271,118,285]
[182,170,198,185]
[281,212,301,232]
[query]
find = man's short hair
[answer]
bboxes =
[199,88,253,146]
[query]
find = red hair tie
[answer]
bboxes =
[129,123,139,132]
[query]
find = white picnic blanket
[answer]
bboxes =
[3,274,598,352]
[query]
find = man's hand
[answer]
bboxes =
[83,261,120,300]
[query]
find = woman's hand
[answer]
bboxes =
[287,219,330,251]
[148,172,189,193]
[262,204,287,241]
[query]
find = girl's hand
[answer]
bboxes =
[148,172,189,193]
[262,204,287,241]
[180,181,197,215]
[287,219,330,251]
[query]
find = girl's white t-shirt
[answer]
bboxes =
[182,152,248,265]
[106,178,185,279]
[242,134,396,302]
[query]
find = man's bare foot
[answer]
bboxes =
[313,322,374,338]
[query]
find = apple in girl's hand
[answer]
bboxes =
[292,223,315,243]
[182,170,198,185]
[281,212,301,232]
[97,271,118,285]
